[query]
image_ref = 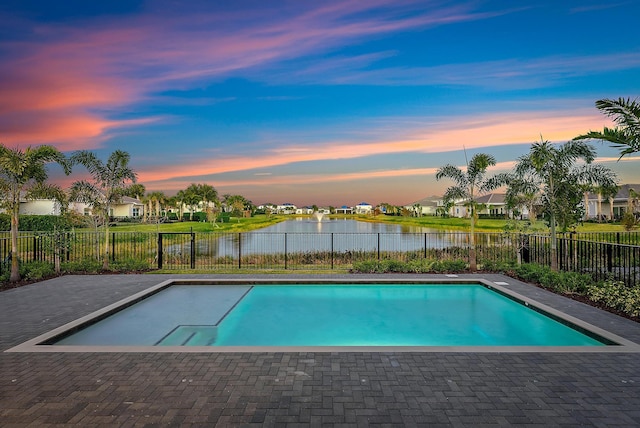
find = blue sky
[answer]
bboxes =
[1,0,638,206]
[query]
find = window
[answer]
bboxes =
[132,207,140,217]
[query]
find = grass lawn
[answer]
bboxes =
[108,215,286,233]
[356,214,630,233]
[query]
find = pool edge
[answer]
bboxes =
[6,278,640,353]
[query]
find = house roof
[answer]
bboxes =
[587,184,640,201]
[475,193,506,204]
[121,196,143,205]
[408,196,440,207]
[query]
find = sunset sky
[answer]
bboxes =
[1,0,639,207]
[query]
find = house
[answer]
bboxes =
[111,196,144,219]
[277,203,297,214]
[16,198,64,216]
[2,193,144,219]
[404,197,440,216]
[295,207,314,215]
[335,205,352,214]
[450,193,508,218]
[354,202,373,215]
[585,184,640,220]
[257,203,277,214]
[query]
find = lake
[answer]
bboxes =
[193,218,471,257]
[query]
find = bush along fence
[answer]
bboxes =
[1,231,639,287]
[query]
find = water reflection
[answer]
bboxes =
[199,219,471,257]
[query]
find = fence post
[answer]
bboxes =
[111,232,116,262]
[284,233,288,269]
[33,236,37,262]
[377,233,380,260]
[424,233,427,259]
[157,233,163,269]
[238,233,242,269]
[521,234,530,264]
[190,232,196,269]
[606,243,613,273]
[331,232,334,270]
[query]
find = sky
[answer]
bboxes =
[1,0,639,207]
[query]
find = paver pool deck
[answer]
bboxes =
[1,273,640,427]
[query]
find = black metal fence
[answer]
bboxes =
[1,230,638,286]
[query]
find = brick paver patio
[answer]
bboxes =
[2,273,640,426]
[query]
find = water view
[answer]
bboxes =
[196,218,471,257]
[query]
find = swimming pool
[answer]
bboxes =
[9,278,638,352]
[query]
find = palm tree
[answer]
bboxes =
[436,153,506,271]
[125,183,146,200]
[198,184,218,220]
[574,97,640,159]
[513,138,617,270]
[181,184,205,220]
[69,150,137,269]
[146,191,167,219]
[0,144,71,282]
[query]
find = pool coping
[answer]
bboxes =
[6,277,640,353]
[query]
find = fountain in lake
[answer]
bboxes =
[313,211,325,222]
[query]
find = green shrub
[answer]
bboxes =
[431,259,467,273]
[20,261,55,281]
[351,260,382,273]
[61,259,102,274]
[479,259,516,272]
[351,258,467,274]
[587,280,640,317]
[0,214,77,232]
[191,212,207,222]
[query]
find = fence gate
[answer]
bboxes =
[157,232,195,269]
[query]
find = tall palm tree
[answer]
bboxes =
[436,153,506,271]
[574,97,640,159]
[514,138,617,270]
[146,191,167,219]
[70,150,137,269]
[0,144,71,282]
[198,184,218,219]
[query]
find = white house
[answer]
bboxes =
[295,207,314,215]
[450,193,507,218]
[335,205,352,214]
[111,196,144,218]
[354,202,373,215]
[8,195,144,219]
[405,197,440,216]
[585,184,640,220]
[17,198,64,216]
[277,203,297,214]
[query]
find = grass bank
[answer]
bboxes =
[355,215,629,233]
[105,215,286,233]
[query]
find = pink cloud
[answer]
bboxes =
[1,1,504,147]
[136,108,612,186]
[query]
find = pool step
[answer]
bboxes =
[157,325,218,346]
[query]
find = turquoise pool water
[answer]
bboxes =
[54,284,604,347]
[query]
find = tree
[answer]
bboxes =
[0,144,71,282]
[504,171,541,222]
[436,153,506,271]
[513,138,617,270]
[69,150,137,270]
[124,183,146,199]
[198,183,218,218]
[146,191,166,219]
[223,194,249,216]
[574,97,640,159]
